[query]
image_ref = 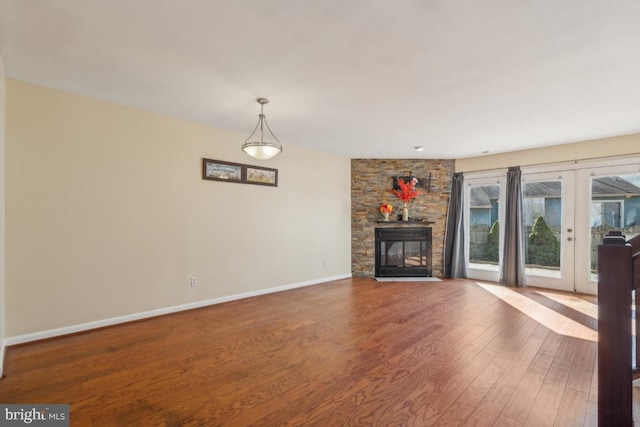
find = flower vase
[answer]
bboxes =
[402,203,409,221]
[382,212,390,221]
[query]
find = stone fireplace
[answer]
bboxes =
[351,159,454,278]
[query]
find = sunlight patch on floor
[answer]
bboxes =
[536,289,636,337]
[534,290,599,319]
[476,282,598,342]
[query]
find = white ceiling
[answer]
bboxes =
[1,0,639,159]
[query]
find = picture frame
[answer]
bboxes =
[393,173,432,192]
[201,158,279,188]
[202,158,244,183]
[245,165,278,187]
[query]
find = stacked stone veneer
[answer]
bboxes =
[351,159,455,278]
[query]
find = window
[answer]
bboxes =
[465,176,505,282]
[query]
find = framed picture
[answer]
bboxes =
[202,158,244,183]
[393,173,432,192]
[246,165,278,187]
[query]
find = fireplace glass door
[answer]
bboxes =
[375,228,432,277]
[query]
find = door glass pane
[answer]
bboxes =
[590,173,640,280]
[469,184,500,271]
[522,180,562,278]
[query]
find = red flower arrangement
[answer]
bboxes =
[389,177,424,203]
[379,203,394,214]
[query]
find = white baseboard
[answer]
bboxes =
[0,342,4,377]
[4,273,352,346]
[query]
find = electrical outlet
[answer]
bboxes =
[190,277,198,287]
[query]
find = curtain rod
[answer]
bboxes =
[458,152,640,175]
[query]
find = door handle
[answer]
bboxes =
[567,237,574,241]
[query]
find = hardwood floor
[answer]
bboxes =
[0,278,598,426]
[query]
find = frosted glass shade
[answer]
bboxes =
[241,142,282,160]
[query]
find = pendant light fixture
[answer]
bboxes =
[242,98,283,160]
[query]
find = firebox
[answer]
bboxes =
[375,227,432,277]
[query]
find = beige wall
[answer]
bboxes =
[0,53,6,373]
[5,79,351,338]
[456,133,640,172]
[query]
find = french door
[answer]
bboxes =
[574,163,640,295]
[520,170,575,292]
[465,157,640,295]
[464,170,575,291]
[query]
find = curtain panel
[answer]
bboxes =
[500,166,526,287]
[443,172,466,279]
